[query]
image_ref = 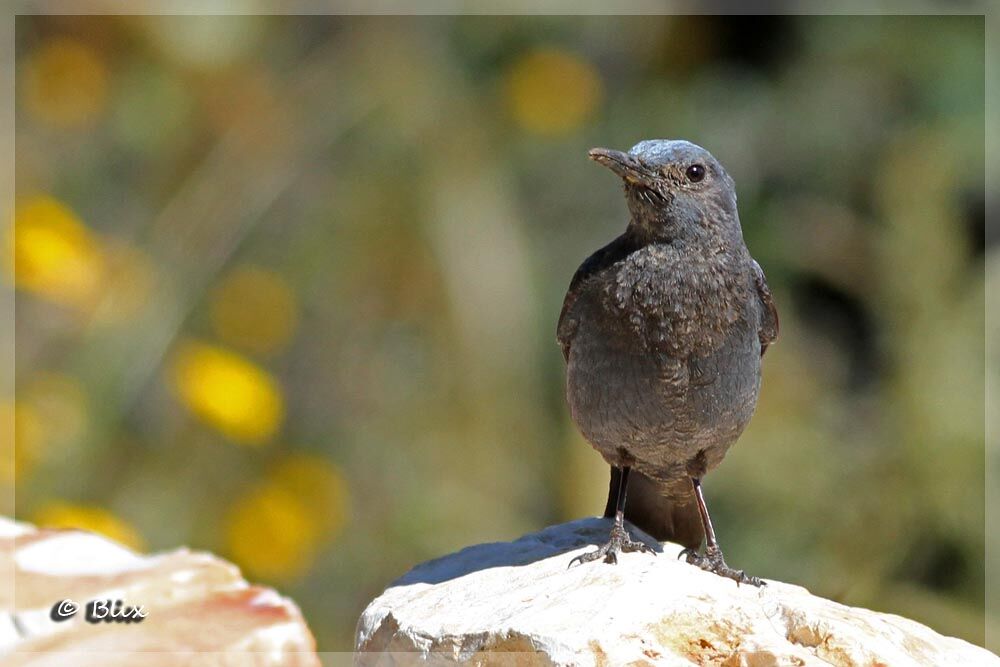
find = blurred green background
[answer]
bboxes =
[8,13,986,651]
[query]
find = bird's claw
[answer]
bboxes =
[682,544,764,587]
[568,522,654,568]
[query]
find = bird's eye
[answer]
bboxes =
[685,164,706,183]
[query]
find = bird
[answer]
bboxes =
[557,139,778,586]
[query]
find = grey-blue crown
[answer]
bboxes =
[628,139,713,166]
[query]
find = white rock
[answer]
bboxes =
[356,518,997,666]
[0,517,320,666]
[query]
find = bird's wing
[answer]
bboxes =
[557,234,637,361]
[751,259,779,356]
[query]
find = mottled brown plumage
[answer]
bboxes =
[558,140,778,584]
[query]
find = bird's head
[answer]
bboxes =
[588,140,741,244]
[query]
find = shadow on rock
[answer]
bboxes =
[392,517,663,587]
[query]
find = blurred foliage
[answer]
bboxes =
[8,13,986,652]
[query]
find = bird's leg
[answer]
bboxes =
[569,466,654,567]
[679,477,764,587]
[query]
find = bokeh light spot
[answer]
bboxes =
[0,401,45,483]
[169,341,284,445]
[504,48,604,136]
[269,453,350,537]
[21,37,108,129]
[8,196,104,308]
[225,482,319,581]
[33,502,145,551]
[209,266,299,356]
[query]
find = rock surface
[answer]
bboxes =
[356,518,997,666]
[0,517,320,666]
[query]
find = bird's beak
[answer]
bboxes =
[588,148,655,187]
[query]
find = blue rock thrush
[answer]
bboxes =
[557,140,779,586]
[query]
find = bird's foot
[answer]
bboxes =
[679,545,764,587]
[569,521,655,567]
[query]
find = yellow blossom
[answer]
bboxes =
[0,401,44,482]
[8,196,104,308]
[224,453,349,581]
[21,37,108,129]
[169,341,284,445]
[33,502,145,551]
[225,482,319,581]
[209,266,299,355]
[269,453,350,537]
[504,48,604,136]
[0,375,87,483]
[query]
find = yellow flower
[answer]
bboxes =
[209,266,299,355]
[33,502,145,551]
[268,453,350,537]
[224,453,350,581]
[7,196,104,308]
[504,48,604,136]
[169,341,284,445]
[21,37,108,129]
[0,401,45,482]
[0,374,88,484]
[225,482,319,581]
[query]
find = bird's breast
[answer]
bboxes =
[564,249,762,469]
[609,244,754,357]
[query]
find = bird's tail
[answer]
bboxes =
[604,467,704,549]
